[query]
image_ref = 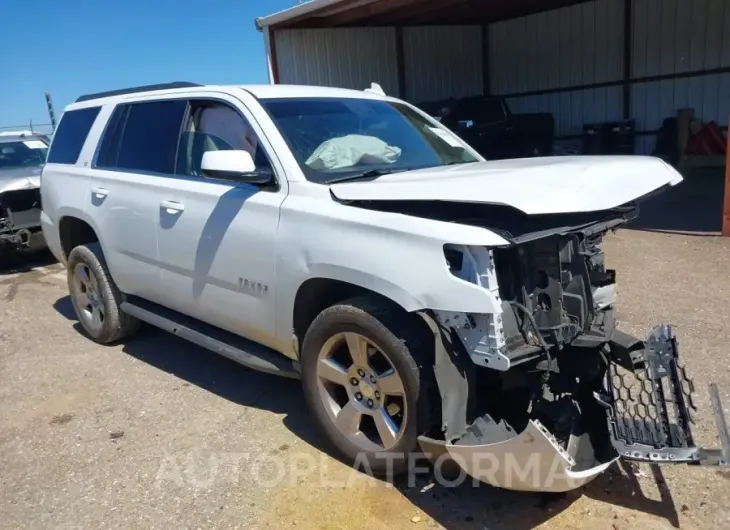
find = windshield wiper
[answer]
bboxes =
[325,161,473,184]
[325,168,409,184]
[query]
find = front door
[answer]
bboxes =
[154,94,286,350]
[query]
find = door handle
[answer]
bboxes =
[160,200,185,214]
[91,187,108,198]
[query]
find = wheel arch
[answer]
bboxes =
[290,268,425,358]
[58,214,101,260]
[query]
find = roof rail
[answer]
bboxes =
[75,82,203,103]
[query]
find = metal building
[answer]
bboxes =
[257,0,728,150]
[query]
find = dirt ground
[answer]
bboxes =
[1,228,730,530]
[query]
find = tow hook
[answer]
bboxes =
[17,229,31,247]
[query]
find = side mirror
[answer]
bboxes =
[200,150,272,184]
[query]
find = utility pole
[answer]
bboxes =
[45,92,57,131]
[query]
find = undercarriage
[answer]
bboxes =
[0,188,44,253]
[418,210,729,492]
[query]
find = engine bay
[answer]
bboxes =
[437,230,622,466]
[492,231,618,359]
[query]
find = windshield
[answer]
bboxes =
[259,97,479,183]
[0,139,48,170]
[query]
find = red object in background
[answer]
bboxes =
[685,122,727,156]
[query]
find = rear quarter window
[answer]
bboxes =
[46,106,102,164]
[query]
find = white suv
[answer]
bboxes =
[40,82,728,492]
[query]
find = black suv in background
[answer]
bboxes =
[418,95,555,159]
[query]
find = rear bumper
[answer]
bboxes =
[40,210,64,263]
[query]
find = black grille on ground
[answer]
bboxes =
[603,325,701,463]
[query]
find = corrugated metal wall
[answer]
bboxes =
[507,87,623,138]
[274,25,483,103]
[402,26,483,103]
[489,0,624,94]
[272,0,729,154]
[631,0,730,153]
[275,28,401,96]
[488,0,624,137]
[488,0,730,152]
[632,0,730,78]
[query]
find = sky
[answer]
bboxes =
[2,0,296,128]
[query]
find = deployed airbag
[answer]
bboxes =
[305,134,401,170]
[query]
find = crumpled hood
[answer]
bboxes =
[0,166,42,195]
[330,155,683,214]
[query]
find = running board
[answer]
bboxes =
[120,299,300,379]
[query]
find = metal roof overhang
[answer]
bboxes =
[256,0,595,30]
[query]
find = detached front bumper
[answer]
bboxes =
[418,323,729,493]
[600,324,729,466]
[419,420,618,493]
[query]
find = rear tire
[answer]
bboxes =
[66,242,140,344]
[300,295,433,476]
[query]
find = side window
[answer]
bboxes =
[95,105,128,168]
[176,101,273,178]
[46,106,101,164]
[96,100,186,174]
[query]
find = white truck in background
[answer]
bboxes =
[0,132,49,253]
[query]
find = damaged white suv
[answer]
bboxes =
[40,82,728,492]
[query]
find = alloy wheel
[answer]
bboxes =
[316,332,407,452]
[71,263,105,332]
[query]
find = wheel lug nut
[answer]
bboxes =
[367,399,374,408]
[355,392,362,401]
[357,369,366,377]
[350,377,359,386]
[374,391,380,399]
[370,375,376,383]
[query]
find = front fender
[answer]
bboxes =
[275,257,503,357]
[274,194,509,355]
[302,263,426,312]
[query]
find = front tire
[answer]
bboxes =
[66,242,140,344]
[300,295,433,476]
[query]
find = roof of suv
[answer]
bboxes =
[241,84,389,100]
[67,83,391,111]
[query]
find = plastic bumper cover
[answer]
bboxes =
[418,419,617,493]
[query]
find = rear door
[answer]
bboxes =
[88,98,187,301]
